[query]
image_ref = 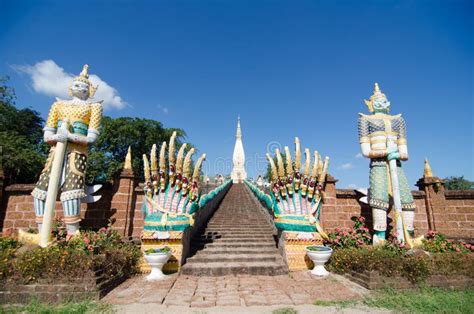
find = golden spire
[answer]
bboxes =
[294,137,301,171]
[176,143,187,173]
[143,154,151,182]
[183,148,195,178]
[150,144,158,175]
[364,82,387,113]
[169,131,177,167]
[424,158,434,177]
[159,141,167,172]
[303,148,311,177]
[311,151,319,178]
[275,148,285,178]
[124,146,132,170]
[193,154,206,181]
[266,153,278,181]
[284,146,294,176]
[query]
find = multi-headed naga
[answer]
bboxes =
[254,137,330,236]
[141,132,207,232]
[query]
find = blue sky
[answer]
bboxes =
[0,0,472,189]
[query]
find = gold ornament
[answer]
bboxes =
[364,82,387,113]
[71,64,98,98]
[424,158,434,178]
[124,146,132,170]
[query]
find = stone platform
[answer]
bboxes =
[103,271,367,308]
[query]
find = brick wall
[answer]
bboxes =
[1,171,473,240]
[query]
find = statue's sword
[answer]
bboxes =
[387,138,407,244]
[39,119,69,247]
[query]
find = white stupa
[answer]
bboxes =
[231,116,247,183]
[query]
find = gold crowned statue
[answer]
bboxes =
[30,65,103,245]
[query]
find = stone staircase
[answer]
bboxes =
[181,183,288,276]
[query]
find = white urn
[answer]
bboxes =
[144,251,172,281]
[306,245,333,277]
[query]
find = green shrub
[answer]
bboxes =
[327,245,473,283]
[1,227,141,285]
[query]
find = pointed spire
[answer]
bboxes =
[424,158,434,177]
[236,115,242,138]
[124,146,132,170]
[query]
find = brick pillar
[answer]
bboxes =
[321,174,338,230]
[416,176,445,231]
[110,169,137,238]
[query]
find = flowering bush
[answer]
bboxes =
[1,225,141,284]
[422,231,473,253]
[325,216,372,249]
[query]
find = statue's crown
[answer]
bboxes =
[364,83,387,113]
[71,64,98,98]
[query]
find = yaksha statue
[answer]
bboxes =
[358,83,415,245]
[31,65,103,236]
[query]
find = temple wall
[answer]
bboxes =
[1,171,473,241]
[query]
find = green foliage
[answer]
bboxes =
[363,288,474,314]
[443,176,473,190]
[144,246,171,254]
[1,299,113,314]
[325,216,372,249]
[86,116,187,184]
[0,76,47,183]
[272,307,298,314]
[0,237,19,279]
[327,245,473,283]
[1,227,141,284]
[423,231,472,253]
[314,288,474,314]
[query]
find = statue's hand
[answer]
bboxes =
[387,151,400,161]
[51,132,68,143]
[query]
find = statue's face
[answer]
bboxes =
[373,96,390,113]
[70,80,90,100]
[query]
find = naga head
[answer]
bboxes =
[364,83,390,114]
[69,64,98,100]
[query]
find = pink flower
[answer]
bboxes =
[84,238,90,245]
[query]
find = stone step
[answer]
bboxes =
[196,235,274,241]
[202,231,273,236]
[205,226,273,230]
[180,261,287,276]
[188,253,281,263]
[190,246,279,254]
[193,237,275,244]
[197,241,277,249]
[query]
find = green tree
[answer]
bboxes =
[443,176,474,190]
[0,77,46,183]
[86,116,188,184]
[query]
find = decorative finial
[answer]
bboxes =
[124,146,132,170]
[236,116,242,138]
[193,154,206,181]
[364,82,387,113]
[284,146,294,176]
[303,148,311,177]
[143,154,151,182]
[176,143,187,174]
[275,148,285,178]
[72,64,98,98]
[266,154,278,181]
[424,158,434,178]
[169,131,177,167]
[183,148,196,178]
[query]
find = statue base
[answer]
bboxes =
[282,231,323,271]
[141,231,184,274]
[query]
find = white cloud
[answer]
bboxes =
[347,184,358,189]
[355,153,363,158]
[157,104,169,114]
[338,163,354,170]
[13,60,126,110]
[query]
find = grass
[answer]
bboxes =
[0,299,113,314]
[272,307,298,314]
[314,288,474,313]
